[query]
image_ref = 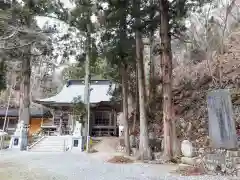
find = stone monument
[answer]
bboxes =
[69,121,84,151]
[207,89,237,149]
[181,140,195,157]
[9,121,27,150]
[179,140,200,169]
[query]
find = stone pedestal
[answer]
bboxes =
[9,121,27,150]
[179,140,199,169]
[69,121,84,151]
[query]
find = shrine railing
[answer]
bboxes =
[27,135,46,150]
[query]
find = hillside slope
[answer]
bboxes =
[171,28,240,147]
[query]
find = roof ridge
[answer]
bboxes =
[66,79,112,87]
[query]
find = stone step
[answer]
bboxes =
[30,149,64,152]
[29,136,68,152]
[37,142,65,145]
[30,146,65,150]
[35,145,65,148]
[33,146,64,149]
[31,144,65,147]
[33,144,65,147]
[31,144,64,147]
[41,140,66,143]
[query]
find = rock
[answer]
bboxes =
[181,140,196,157]
[181,157,199,165]
[153,152,162,160]
[198,148,205,154]
[197,128,206,133]
[205,162,217,171]
[149,132,156,139]
[236,164,240,176]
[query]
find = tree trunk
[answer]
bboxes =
[149,33,155,101]
[132,67,139,133]
[19,52,31,151]
[121,65,131,156]
[159,0,175,160]
[149,0,156,101]
[136,29,151,161]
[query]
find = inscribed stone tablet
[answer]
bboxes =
[207,89,237,149]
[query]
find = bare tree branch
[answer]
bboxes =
[0,30,18,41]
[171,33,192,43]
[218,0,236,87]
[0,41,34,50]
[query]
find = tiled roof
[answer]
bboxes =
[34,80,115,104]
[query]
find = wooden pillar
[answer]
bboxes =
[41,117,43,127]
[59,109,63,135]
[114,110,117,136]
[52,109,55,125]
[6,117,9,132]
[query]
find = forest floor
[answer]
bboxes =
[0,149,234,180]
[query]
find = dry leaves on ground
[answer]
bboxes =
[107,156,134,164]
[178,165,206,176]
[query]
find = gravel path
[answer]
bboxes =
[0,150,234,180]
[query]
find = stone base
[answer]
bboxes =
[69,136,84,152]
[9,135,24,149]
[181,156,199,166]
[131,148,138,156]
[178,163,192,171]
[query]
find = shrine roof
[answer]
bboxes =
[34,79,115,105]
[0,107,52,118]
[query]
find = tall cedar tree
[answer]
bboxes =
[159,0,212,159]
[132,0,152,160]
[100,0,136,155]
[2,0,58,150]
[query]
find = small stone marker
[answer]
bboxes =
[207,89,237,149]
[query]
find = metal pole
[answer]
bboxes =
[85,23,91,153]
[86,82,91,152]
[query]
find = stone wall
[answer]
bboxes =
[204,149,240,175]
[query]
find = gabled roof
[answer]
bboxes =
[34,80,115,105]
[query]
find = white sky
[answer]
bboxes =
[35,0,229,73]
[35,0,100,74]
